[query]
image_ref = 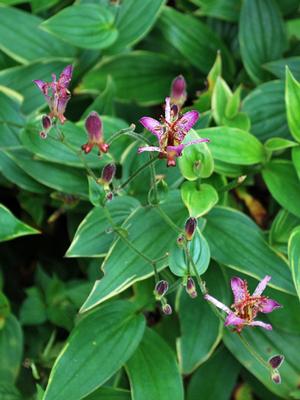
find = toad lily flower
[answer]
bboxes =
[33,65,73,124]
[82,111,109,154]
[138,97,209,167]
[204,275,281,332]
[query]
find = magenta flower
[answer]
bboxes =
[33,65,73,124]
[138,97,209,167]
[170,75,187,108]
[81,111,109,154]
[204,275,281,332]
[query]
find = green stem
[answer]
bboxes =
[238,332,271,371]
[218,175,247,193]
[149,153,159,204]
[107,126,152,146]
[154,205,182,234]
[42,330,57,359]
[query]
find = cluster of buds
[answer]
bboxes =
[268,355,284,384]
[82,111,109,155]
[154,280,172,315]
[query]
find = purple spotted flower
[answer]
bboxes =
[33,65,73,124]
[139,97,209,167]
[204,275,281,333]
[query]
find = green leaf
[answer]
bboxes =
[264,57,300,80]
[242,81,289,142]
[41,4,118,50]
[187,346,240,400]
[288,227,300,301]
[0,203,39,242]
[80,191,187,312]
[181,182,218,218]
[178,130,214,180]
[196,127,266,165]
[66,196,140,257]
[111,0,164,50]
[84,387,131,400]
[0,315,23,384]
[204,206,295,295]
[19,287,47,325]
[78,51,185,105]
[168,230,210,277]
[264,138,297,152]
[126,328,184,400]
[212,77,232,125]
[159,7,234,78]
[176,264,225,374]
[285,67,300,142]
[6,149,89,198]
[223,327,300,398]
[0,6,75,64]
[239,0,287,83]
[0,91,24,149]
[269,209,300,249]
[82,76,116,118]
[0,61,68,115]
[88,177,106,207]
[44,301,145,400]
[262,160,300,219]
[191,0,241,22]
[286,18,300,40]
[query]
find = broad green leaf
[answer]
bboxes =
[0,61,68,115]
[66,196,140,257]
[44,301,145,400]
[0,383,22,400]
[269,209,300,249]
[262,160,300,219]
[288,227,300,301]
[6,149,89,198]
[239,0,287,83]
[264,57,300,81]
[204,206,295,295]
[285,67,300,142]
[242,81,289,142]
[126,328,184,400]
[87,177,106,207]
[82,76,116,118]
[0,203,39,242]
[0,6,75,64]
[212,77,232,125]
[41,5,118,50]
[187,346,240,400]
[168,230,210,277]
[0,151,47,194]
[0,315,23,383]
[159,7,234,78]
[264,138,297,152]
[213,160,247,178]
[0,91,24,149]
[176,264,226,374]
[78,51,185,105]
[178,130,214,180]
[196,127,266,165]
[275,0,299,15]
[80,191,187,312]
[223,327,300,398]
[111,0,164,50]
[84,387,131,400]
[181,182,218,218]
[191,0,241,22]
[19,287,47,326]
[287,19,300,40]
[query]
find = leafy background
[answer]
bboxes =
[0,0,300,399]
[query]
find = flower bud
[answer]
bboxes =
[154,280,169,299]
[101,163,116,185]
[85,111,103,141]
[268,355,284,369]
[177,235,184,246]
[39,115,52,139]
[106,191,113,202]
[271,370,281,384]
[170,75,187,108]
[185,217,197,241]
[186,277,197,298]
[162,303,172,315]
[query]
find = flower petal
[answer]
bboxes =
[252,275,271,296]
[225,313,245,327]
[137,146,161,153]
[139,117,163,139]
[176,110,199,133]
[33,79,46,92]
[204,294,231,314]
[249,320,272,330]
[59,65,73,87]
[231,277,248,303]
[164,97,171,123]
[261,299,281,313]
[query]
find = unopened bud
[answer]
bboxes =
[185,217,197,241]
[268,355,284,369]
[271,370,281,384]
[106,191,113,201]
[154,280,169,299]
[85,111,102,141]
[162,303,172,315]
[177,235,184,246]
[186,277,197,298]
[170,75,187,108]
[40,115,52,139]
[101,163,116,185]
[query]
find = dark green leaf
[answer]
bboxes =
[288,227,300,301]
[264,57,300,80]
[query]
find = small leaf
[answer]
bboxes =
[285,67,300,142]
[264,137,297,152]
[44,301,145,400]
[181,182,218,218]
[288,227,300,301]
[41,4,118,50]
